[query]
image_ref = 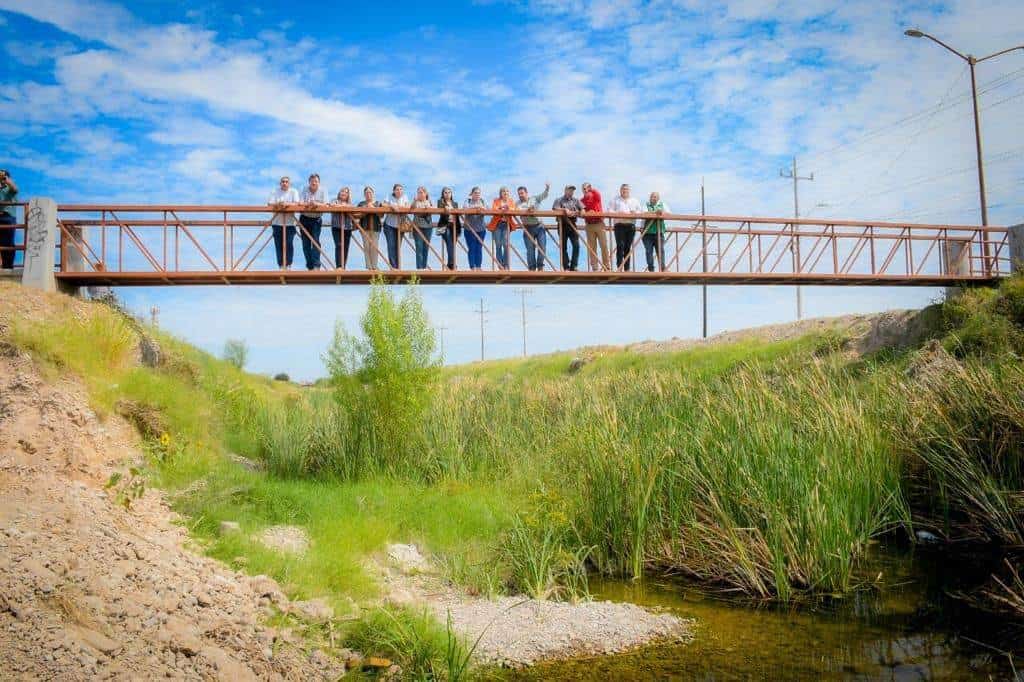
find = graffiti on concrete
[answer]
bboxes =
[26,204,48,260]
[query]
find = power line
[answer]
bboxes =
[845,147,1024,204]
[881,178,1024,221]
[832,65,974,215]
[802,65,1024,165]
[879,179,1024,221]
[808,88,1024,176]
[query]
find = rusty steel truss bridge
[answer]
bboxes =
[1,202,1017,287]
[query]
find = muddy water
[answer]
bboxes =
[508,545,1022,680]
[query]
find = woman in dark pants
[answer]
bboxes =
[330,187,354,269]
[436,187,461,270]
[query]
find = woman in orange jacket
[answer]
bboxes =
[488,186,519,270]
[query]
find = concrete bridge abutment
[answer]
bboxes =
[19,197,81,296]
[1010,223,1024,275]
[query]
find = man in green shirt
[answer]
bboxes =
[642,191,670,272]
[0,169,20,269]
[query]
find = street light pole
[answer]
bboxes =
[905,29,1024,272]
[967,59,987,229]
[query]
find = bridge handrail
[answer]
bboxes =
[54,204,1008,233]
[0,201,28,264]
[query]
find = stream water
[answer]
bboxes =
[507,544,1022,680]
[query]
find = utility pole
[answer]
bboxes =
[780,156,813,320]
[437,325,447,362]
[149,305,160,327]
[700,180,708,339]
[512,288,533,357]
[476,298,488,361]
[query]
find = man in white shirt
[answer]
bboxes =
[299,173,326,270]
[607,183,644,271]
[381,183,410,268]
[267,176,300,269]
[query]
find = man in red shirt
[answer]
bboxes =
[581,182,609,271]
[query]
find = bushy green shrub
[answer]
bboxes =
[940,279,1024,358]
[323,278,439,476]
[223,338,249,369]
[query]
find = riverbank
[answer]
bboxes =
[0,282,695,677]
[2,276,1021,678]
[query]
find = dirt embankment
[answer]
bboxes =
[0,350,344,680]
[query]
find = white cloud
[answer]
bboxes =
[148,118,233,147]
[170,148,240,189]
[67,127,133,157]
[1,0,445,166]
[479,79,515,100]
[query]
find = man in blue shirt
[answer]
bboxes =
[552,185,582,271]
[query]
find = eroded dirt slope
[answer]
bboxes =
[0,347,343,680]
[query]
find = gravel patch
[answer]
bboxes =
[432,592,690,667]
[256,525,310,555]
[383,551,692,668]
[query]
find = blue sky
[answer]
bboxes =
[2,0,1023,379]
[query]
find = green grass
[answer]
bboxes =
[171,463,516,608]
[344,605,472,681]
[443,335,821,383]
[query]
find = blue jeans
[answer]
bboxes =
[383,224,400,268]
[523,224,546,271]
[440,226,460,269]
[493,222,510,269]
[466,229,486,269]
[272,224,296,268]
[414,226,434,269]
[299,215,323,270]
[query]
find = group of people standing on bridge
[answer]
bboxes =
[267,175,671,273]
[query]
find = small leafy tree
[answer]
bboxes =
[323,277,439,474]
[223,338,249,369]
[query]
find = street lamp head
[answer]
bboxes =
[904,29,925,38]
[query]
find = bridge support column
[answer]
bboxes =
[21,197,58,294]
[942,237,971,300]
[1010,223,1024,275]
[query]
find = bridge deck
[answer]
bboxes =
[54,270,998,287]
